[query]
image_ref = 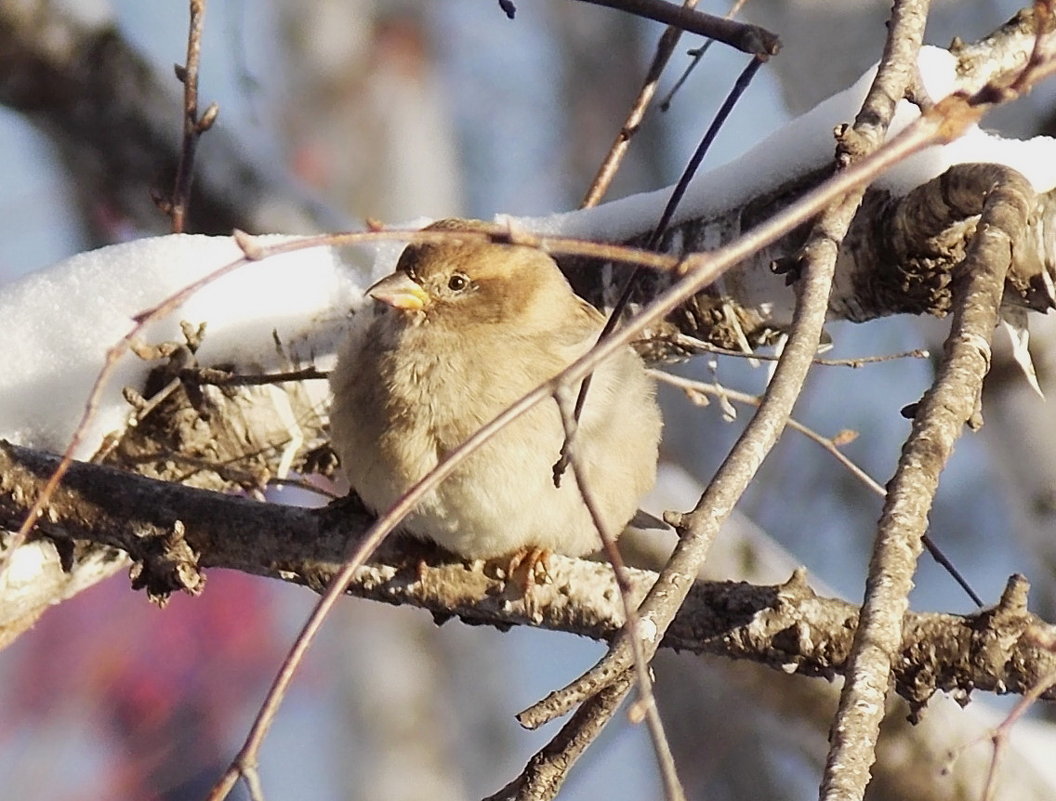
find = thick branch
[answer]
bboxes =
[821,164,1036,801]
[2,441,1055,707]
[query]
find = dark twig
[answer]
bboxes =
[657,0,753,112]
[555,55,764,483]
[580,0,701,209]
[571,0,779,58]
[519,0,939,735]
[650,57,765,244]
[168,0,219,233]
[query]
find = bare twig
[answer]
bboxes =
[556,54,764,482]
[572,0,778,57]
[167,0,220,233]
[552,387,685,801]
[580,0,702,208]
[0,2,339,236]
[668,333,929,366]
[657,0,751,112]
[983,656,1056,800]
[652,371,982,605]
[650,56,764,244]
[653,372,886,492]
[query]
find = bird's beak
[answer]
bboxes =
[368,272,430,311]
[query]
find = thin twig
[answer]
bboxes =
[669,332,929,366]
[168,0,219,233]
[569,14,703,786]
[657,0,750,112]
[580,0,701,209]
[552,387,685,801]
[652,371,982,606]
[650,56,765,244]
[557,55,764,482]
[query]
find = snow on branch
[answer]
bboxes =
[530,41,1056,350]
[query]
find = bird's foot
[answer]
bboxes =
[503,547,552,595]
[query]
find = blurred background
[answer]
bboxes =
[3,1,1056,799]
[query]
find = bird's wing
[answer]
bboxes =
[548,294,606,352]
[574,294,606,327]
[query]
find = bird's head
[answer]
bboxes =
[367,219,577,332]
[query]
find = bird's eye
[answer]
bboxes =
[447,273,469,292]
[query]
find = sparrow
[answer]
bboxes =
[329,219,662,565]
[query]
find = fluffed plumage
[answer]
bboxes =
[329,219,661,561]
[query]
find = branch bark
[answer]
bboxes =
[820,163,1036,801]
[2,440,1055,711]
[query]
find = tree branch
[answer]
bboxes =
[571,0,779,58]
[2,440,1055,710]
[820,163,1036,801]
